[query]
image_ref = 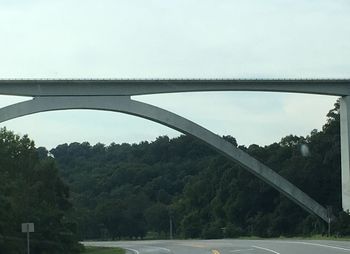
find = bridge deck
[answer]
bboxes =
[0,79,349,96]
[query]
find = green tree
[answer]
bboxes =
[0,128,81,254]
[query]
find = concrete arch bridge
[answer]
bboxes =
[1,79,350,223]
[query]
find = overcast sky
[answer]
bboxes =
[0,0,349,149]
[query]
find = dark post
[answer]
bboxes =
[169,216,173,240]
[326,206,333,237]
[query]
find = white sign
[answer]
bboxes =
[21,223,34,233]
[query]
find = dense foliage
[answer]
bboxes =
[49,101,350,239]
[0,128,81,254]
[1,101,347,249]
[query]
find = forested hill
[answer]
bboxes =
[49,101,350,239]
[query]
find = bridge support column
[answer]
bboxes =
[341,96,350,212]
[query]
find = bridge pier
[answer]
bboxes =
[340,96,350,212]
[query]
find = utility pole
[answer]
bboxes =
[169,216,173,240]
[326,206,332,237]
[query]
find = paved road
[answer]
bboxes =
[84,239,350,254]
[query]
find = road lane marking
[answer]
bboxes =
[212,250,221,254]
[252,245,280,254]
[124,248,140,254]
[177,243,207,248]
[230,249,255,252]
[149,246,172,252]
[283,241,350,252]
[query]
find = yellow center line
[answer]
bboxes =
[212,250,221,254]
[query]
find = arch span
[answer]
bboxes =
[0,95,329,221]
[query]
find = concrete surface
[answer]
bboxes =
[341,96,350,212]
[0,79,349,96]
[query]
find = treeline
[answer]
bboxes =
[0,128,82,254]
[49,134,216,239]
[49,101,350,239]
[1,101,349,250]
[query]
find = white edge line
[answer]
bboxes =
[230,249,255,252]
[124,248,140,254]
[252,245,281,254]
[149,246,172,252]
[284,241,350,252]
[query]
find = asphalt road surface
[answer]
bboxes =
[84,239,350,254]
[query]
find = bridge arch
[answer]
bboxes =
[0,95,330,221]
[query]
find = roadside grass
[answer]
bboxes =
[84,246,125,254]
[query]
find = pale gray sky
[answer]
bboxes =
[0,0,348,148]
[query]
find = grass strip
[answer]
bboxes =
[84,246,125,254]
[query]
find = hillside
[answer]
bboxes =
[49,101,350,239]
